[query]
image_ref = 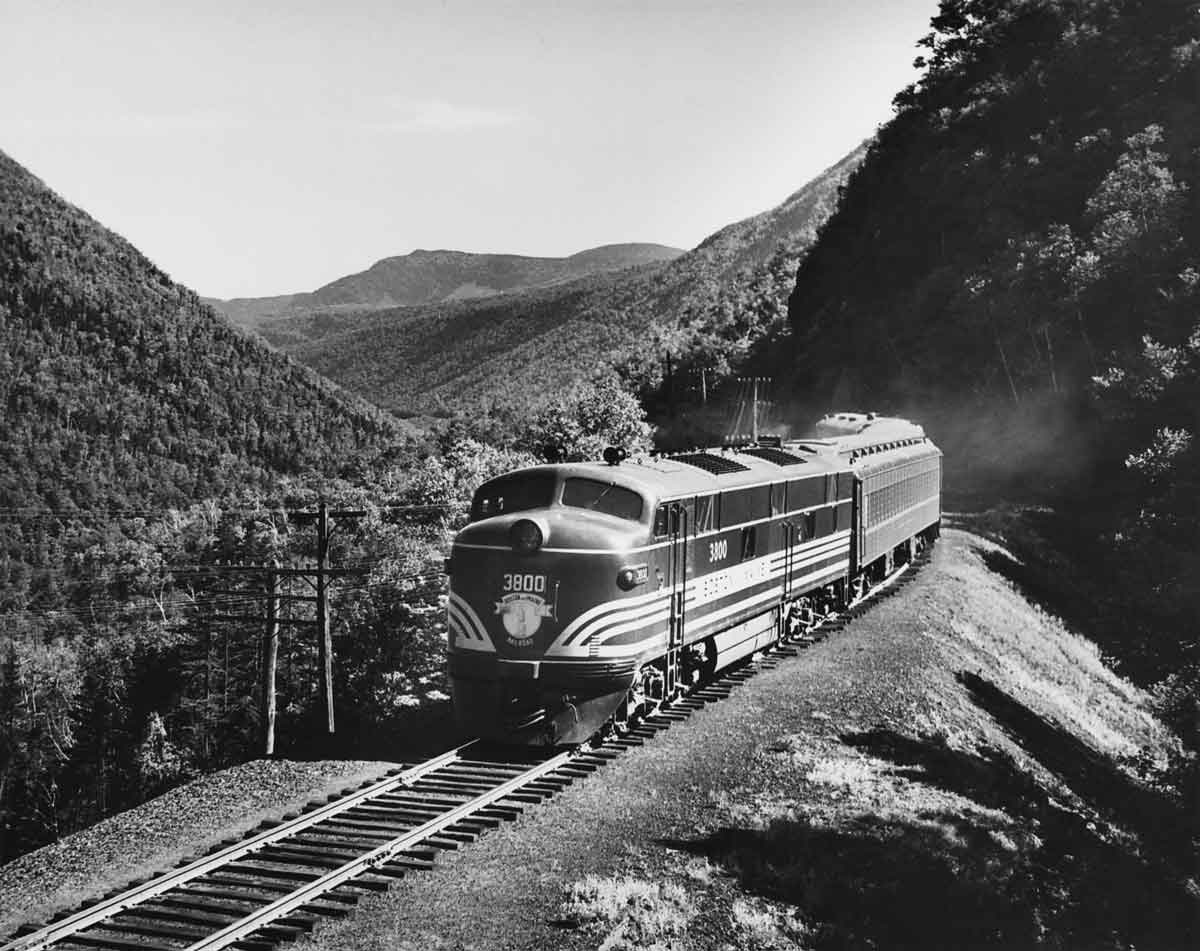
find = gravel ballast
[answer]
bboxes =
[0,759,397,935]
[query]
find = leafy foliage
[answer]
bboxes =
[772,0,1197,783]
[515,375,654,462]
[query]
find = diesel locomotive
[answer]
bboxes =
[446,413,942,745]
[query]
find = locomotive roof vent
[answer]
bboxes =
[739,446,808,467]
[670,452,751,475]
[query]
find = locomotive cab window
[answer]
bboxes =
[470,472,556,521]
[653,504,670,537]
[562,478,644,522]
[653,500,694,537]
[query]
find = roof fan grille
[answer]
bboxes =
[739,447,807,466]
[670,453,750,475]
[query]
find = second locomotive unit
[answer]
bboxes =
[446,413,941,745]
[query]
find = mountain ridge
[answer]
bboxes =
[208,242,683,328]
[245,144,868,421]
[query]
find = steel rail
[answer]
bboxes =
[183,748,577,950]
[7,544,934,951]
[2,742,477,951]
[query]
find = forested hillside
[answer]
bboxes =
[775,0,1197,776]
[0,149,419,861]
[248,145,867,424]
[210,243,683,329]
[0,149,407,522]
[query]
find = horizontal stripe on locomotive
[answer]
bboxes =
[565,533,850,650]
[448,652,638,685]
[583,559,850,659]
[450,498,850,556]
[583,557,854,653]
[553,529,850,649]
[580,540,850,649]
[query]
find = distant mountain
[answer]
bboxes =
[249,146,867,420]
[208,243,683,328]
[0,148,407,526]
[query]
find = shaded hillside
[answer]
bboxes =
[209,243,683,328]
[251,146,866,419]
[783,1,1197,448]
[774,0,1197,751]
[0,148,407,522]
[0,147,426,861]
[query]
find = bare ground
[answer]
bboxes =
[3,528,1194,949]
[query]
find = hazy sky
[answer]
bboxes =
[3,0,938,298]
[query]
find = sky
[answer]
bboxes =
[2,0,939,299]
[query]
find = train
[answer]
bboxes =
[445,412,942,745]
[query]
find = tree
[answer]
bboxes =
[517,375,654,462]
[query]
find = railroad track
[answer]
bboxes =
[5,549,931,951]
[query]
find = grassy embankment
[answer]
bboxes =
[552,522,1196,950]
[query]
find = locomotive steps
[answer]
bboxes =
[2,528,1190,950]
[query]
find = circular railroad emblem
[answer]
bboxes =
[494,593,553,639]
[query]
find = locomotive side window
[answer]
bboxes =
[694,493,717,533]
[470,472,556,521]
[787,477,820,513]
[562,478,644,522]
[721,487,768,528]
[770,482,785,517]
[721,490,748,528]
[740,526,758,560]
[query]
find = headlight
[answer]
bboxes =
[617,564,648,590]
[509,519,543,555]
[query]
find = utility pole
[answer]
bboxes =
[751,377,759,442]
[289,500,364,737]
[207,501,363,747]
[665,351,675,418]
[262,560,279,756]
[700,368,707,405]
[316,501,333,734]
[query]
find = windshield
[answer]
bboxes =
[561,477,644,522]
[470,472,556,522]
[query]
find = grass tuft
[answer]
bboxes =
[561,874,695,951]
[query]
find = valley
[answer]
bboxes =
[0,2,1196,949]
